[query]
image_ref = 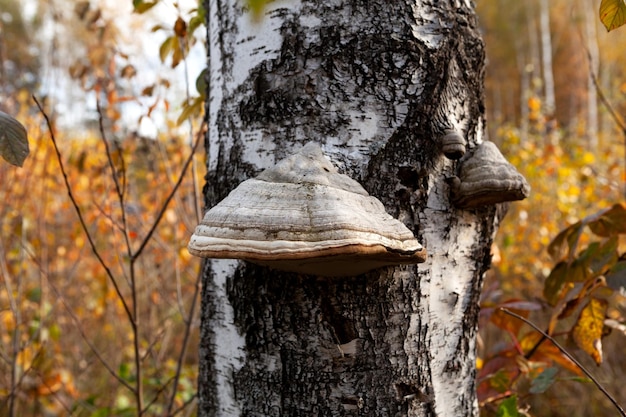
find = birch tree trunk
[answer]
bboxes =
[199,1,494,416]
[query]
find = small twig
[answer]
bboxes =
[164,18,205,415]
[0,239,20,417]
[33,95,134,324]
[50,278,134,392]
[96,100,133,260]
[525,333,547,360]
[584,48,626,134]
[168,392,198,417]
[6,345,45,405]
[500,308,626,417]
[20,244,134,392]
[141,375,175,414]
[581,41,626,199]
[95,100,144,415]
[179,24,203,224]
[132,122,204,261]
[92,200,125,234]
[97,102,128,210]
[165,265,203,416]
[34,368,75,415]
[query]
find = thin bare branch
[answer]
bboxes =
[168,393,198,417]
[5,345,45,408]
[584,49,626,134]
[179,26,203,224]
[19,243,134,393]
[95,100,145,415]
[580,37,626,199]
[141,375,175,414]
[96,100,134,259]
[92,200,125,234]
[132,122,204,261]
[50,279,134,392]
[165,264,202,416]
[0,238,20,417]
[33,95,134,324]
[500,308,626,417]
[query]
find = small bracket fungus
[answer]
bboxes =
[448,141,530,209]
[188,142,426,276]
[441,129,466,160]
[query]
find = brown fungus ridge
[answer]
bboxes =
[188,142,426,276]
[448,141,530,209]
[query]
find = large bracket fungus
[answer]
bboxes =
[448,141,530,209]
[188,142,426,276]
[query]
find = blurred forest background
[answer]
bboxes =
[1,0,626,416]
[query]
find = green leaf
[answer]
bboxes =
[588,236,619,275]
[49,323,61,341]
[548,205,626,263]
[188,4,206,36]
[497,395,519,417]
[544,261,571,306]
[565,238,616,284]
[133,0,158,14]
[588,204,626,236]
[118,362,135,382]
[600,0,626,32]
[529,367,558,394]
[489,369,512,393]
[27,287,42,303]
[195,68,208,96]
[606,260,626,291]
[548,222,582,261]
[0,111,29,167]
[247,0,270,19]
[568,376,593,384]
[89,408,113,417]
[177,96,204,125]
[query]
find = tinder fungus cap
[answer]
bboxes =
[188,142,426,276]
[449,141,530,209]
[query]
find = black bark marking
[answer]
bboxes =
[216,268,435,415]
[320,297,358,345]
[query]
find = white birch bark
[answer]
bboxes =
[199,1,495,416]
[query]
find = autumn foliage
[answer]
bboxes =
[2,1,626,417]
[477,101,626,415]
[0,94,204,415]
[0,2,206,415]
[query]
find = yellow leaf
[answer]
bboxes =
[572,298,608,365]
[176,96,204,125]
[581,151,595,165]
[520,333,582,376]
[600,0,626,32]
[528,96,541,112]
